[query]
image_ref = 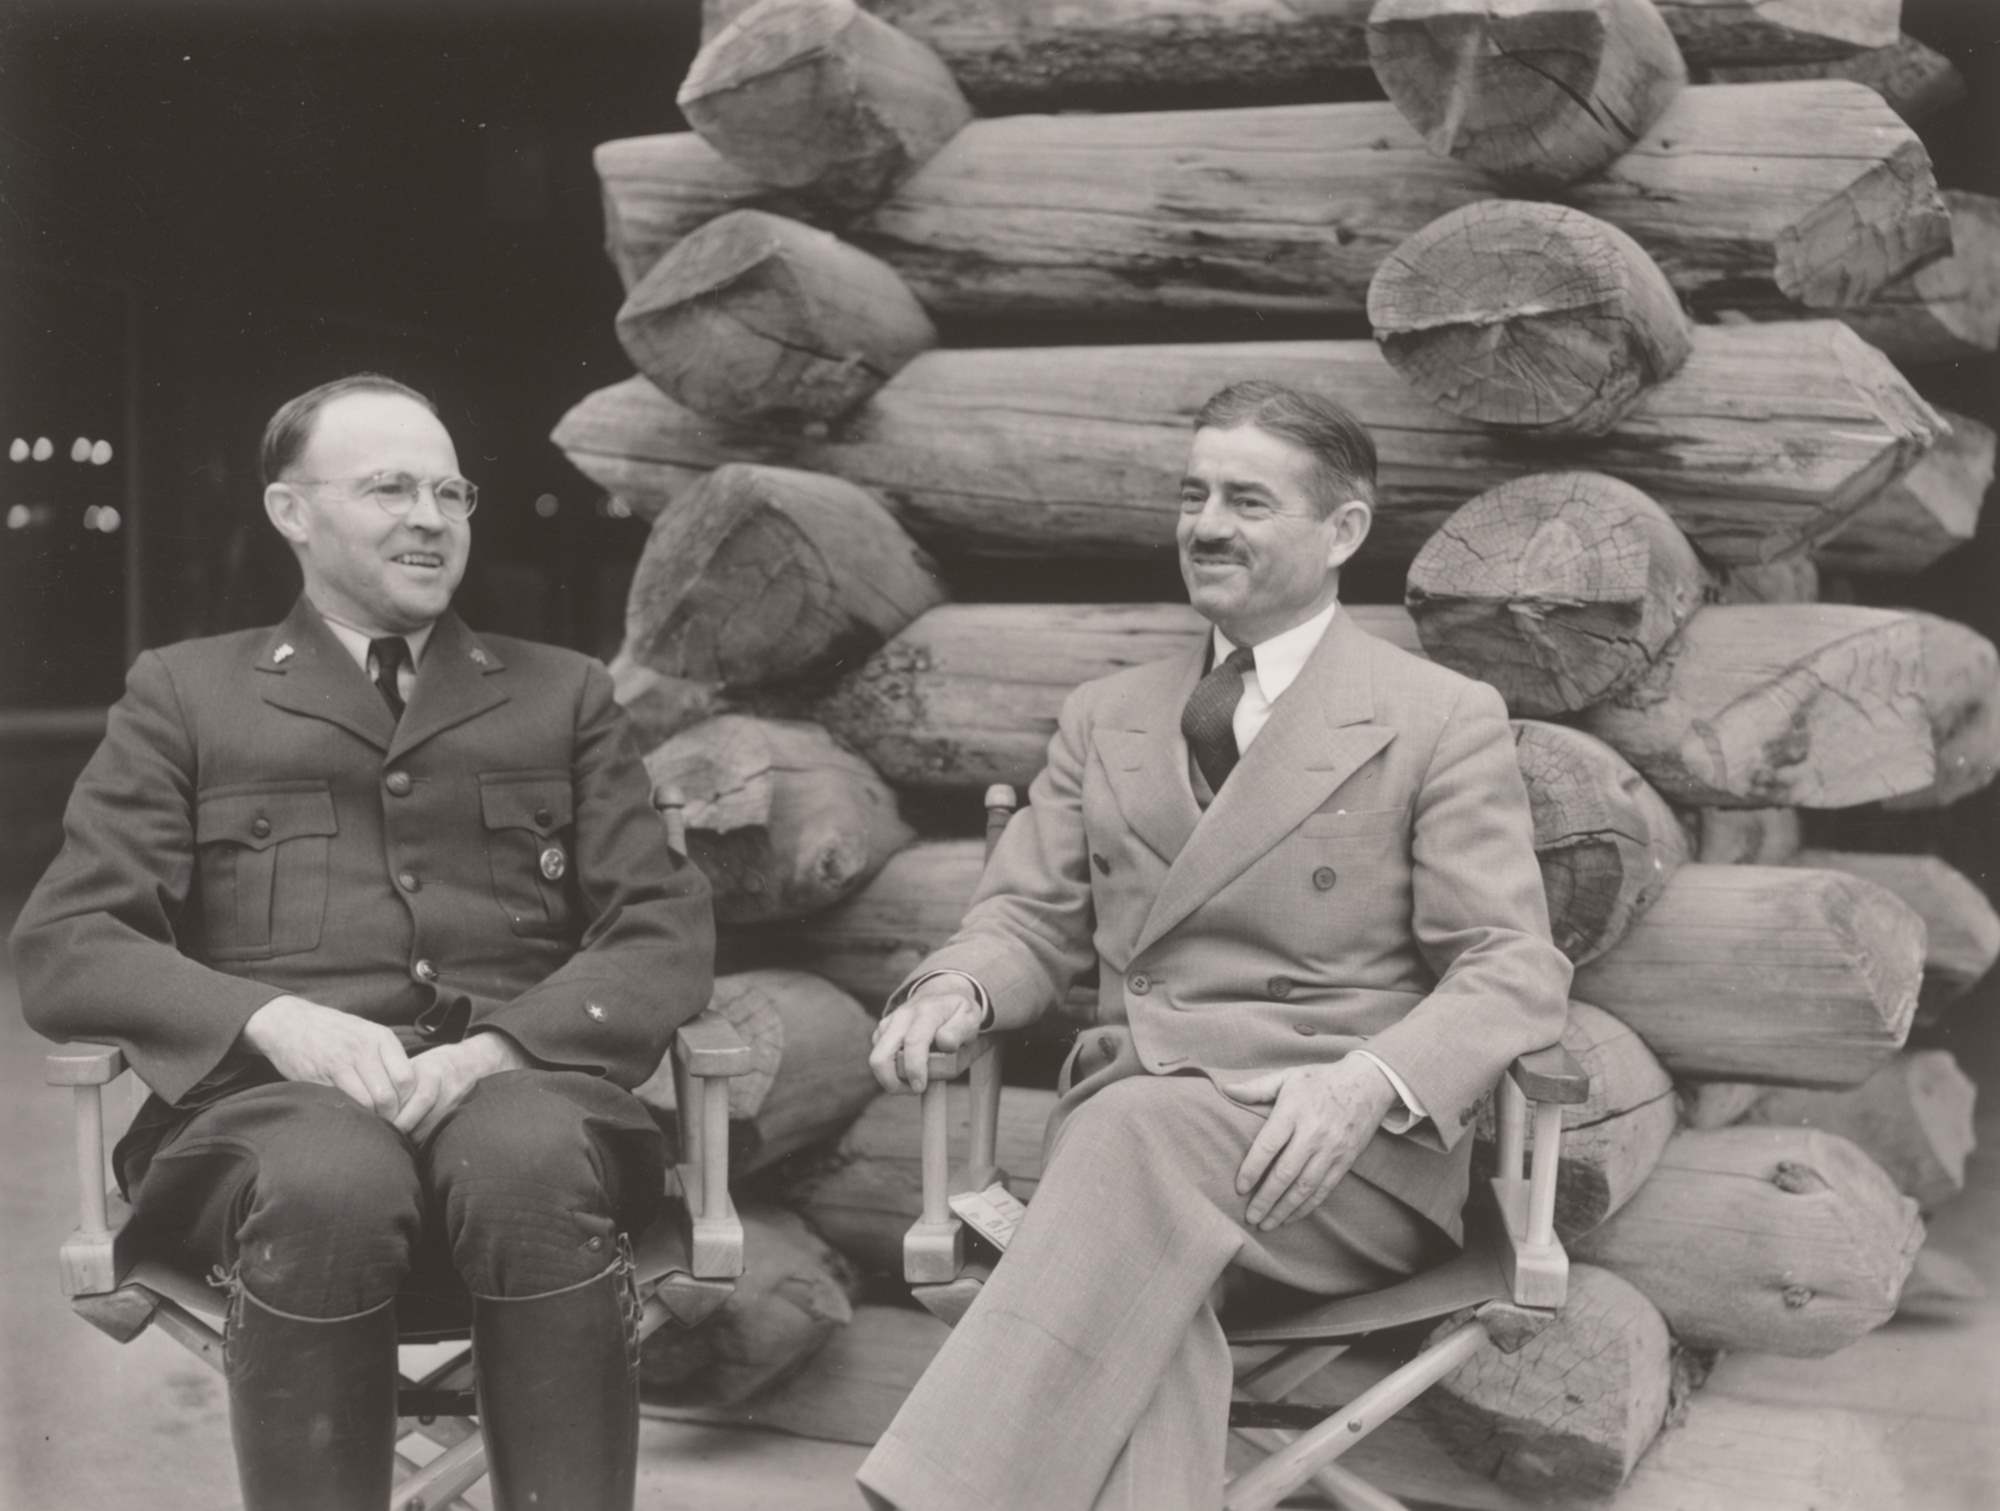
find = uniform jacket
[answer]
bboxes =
[902,609,1572,1238]
[11,598,714,1138]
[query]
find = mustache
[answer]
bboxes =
[1185,544,1248,564]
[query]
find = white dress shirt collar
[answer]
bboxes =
[1211,599,1338,712]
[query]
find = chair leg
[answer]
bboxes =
[1224,1320,1486,1511]
[1232,1427,1410,1511]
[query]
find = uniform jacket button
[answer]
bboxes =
[397,871,420,893]
[534,806,553,827]
[1128,973,1151,996]
[1312,866,1338,891]
[1267,975,1294,999]
[250,816,271,839]
[385,770,413,797]
[413,958,439,983]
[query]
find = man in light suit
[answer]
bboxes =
[11,374,713,1511]
[858,382,1573,1510]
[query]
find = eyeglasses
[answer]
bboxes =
[288,470,480,521]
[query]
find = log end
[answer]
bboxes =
[1427,1264,1672,1498]
[1367,0,1686,189]
[678,0,971,209]
[1772,91,1952,308]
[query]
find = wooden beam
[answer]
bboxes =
[1576,605,1934,808]
[1792,849,2000,1018]
[1570,1125,1923,1356]
[1570,864,1922,1087]
[1697,33,1966,125]
[598,83,1946,320]
[552,322,1943,566]
[1836,192,2000,368]
[703,0,1899,109]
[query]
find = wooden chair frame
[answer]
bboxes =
[901,788,1589,1511]
[45,790,747,1511]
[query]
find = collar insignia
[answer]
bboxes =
[272,642,295,665]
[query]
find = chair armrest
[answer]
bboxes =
[46,1043,132,1298]
[926,1032,997,1082]
[668,1011,747,1281]
[46,1043,127,1086]
[674,1015,756,1077]
[1507,1044,1589,1104]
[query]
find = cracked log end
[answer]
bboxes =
[644,714,913,923]
[1408,472,1704,713]
[1427,1264,1672,1498]
[679,0,971,210]
[1371,200,1693,435]
[1473,1001,1676,1239]
[1512,722,1688,966]
[617,209,934,424]
[1367,0,1686,188]
[620,462,942,690]
[1773,87,1951,308]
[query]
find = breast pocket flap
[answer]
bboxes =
[195,785,338,850]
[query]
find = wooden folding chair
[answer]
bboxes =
[43,790,748,1511]
[901,787,1589,1511]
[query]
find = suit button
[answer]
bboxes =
[385,770,413,797]
[413,958,439,983]
[250,817,271,839]
[397,871,420,893]
[1294,1023,1317,1037]
[1128,973,1151,996]
[1268,975,1294,999]
[1312,866,1338,891]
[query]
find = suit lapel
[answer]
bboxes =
[254,599,397,751]
[1135,611,1395,955]
[1096,646,1205,865]
[390,612,508,759]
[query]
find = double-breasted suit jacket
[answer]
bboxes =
[11,598,714,1181]
[904,609,1572,1238]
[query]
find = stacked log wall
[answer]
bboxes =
[562,1,1998,1498]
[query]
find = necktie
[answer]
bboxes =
[368,636,409,721]
[1181,645,1257,796]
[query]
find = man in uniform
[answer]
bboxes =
[11,373,713,1511]
[858,382,1572,1510]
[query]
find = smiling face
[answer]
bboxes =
[264,390,470,636]
[1176,421,1371,646]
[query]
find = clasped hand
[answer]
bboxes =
[242,995,528,1142]
[1231,1055,1398,1231]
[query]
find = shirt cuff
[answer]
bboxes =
[903,969,995,1030]
[1352,1050,1428,1134]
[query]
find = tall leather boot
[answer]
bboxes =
[472,1243,643,1511]
[223,1279,398,1511]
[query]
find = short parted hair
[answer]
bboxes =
[260,373,439,485]
[1194,381,1377,518]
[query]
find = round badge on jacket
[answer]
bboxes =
[539,845,567,881]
